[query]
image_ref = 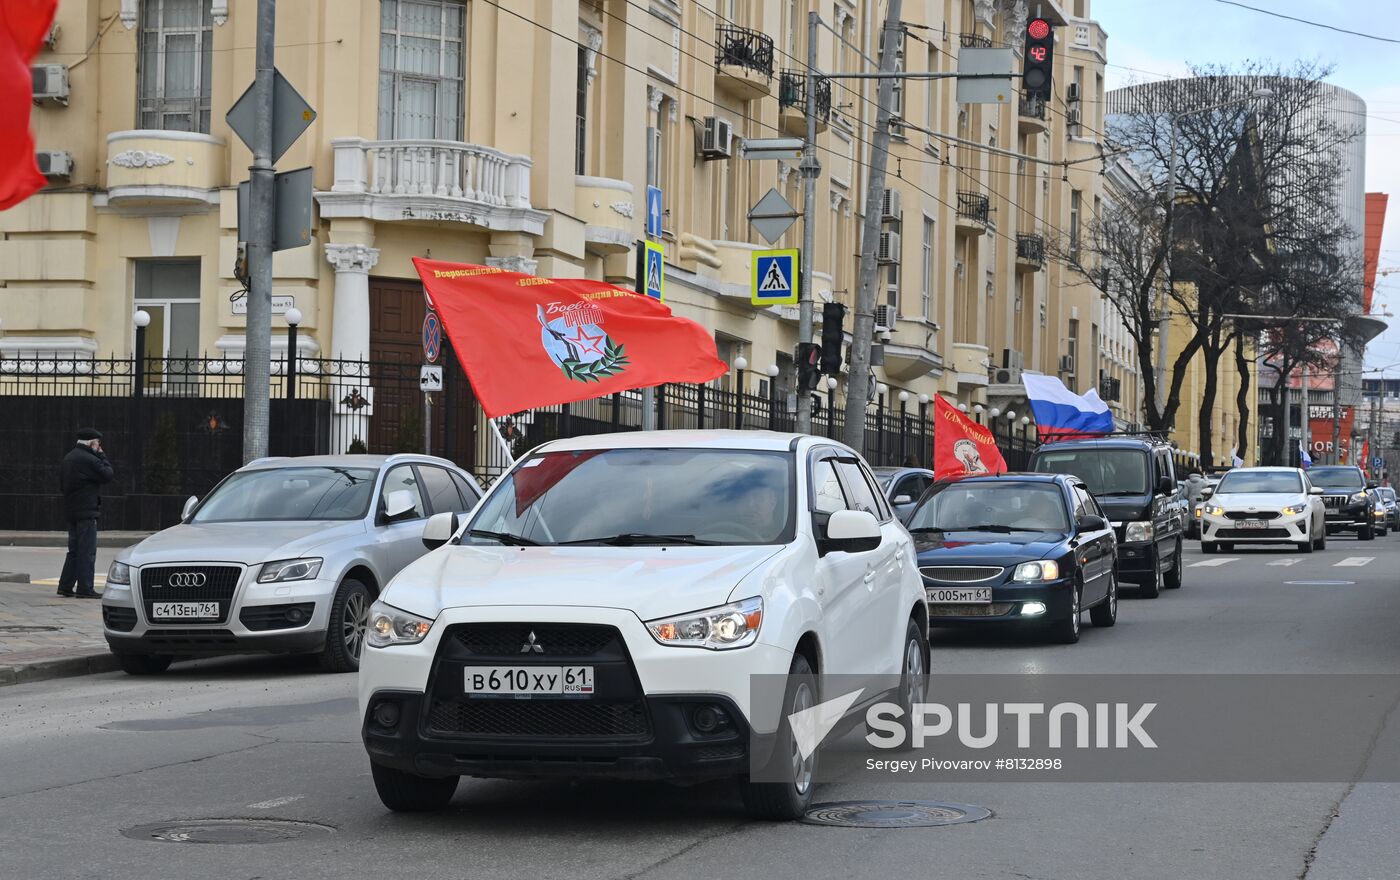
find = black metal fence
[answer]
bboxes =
[0,353,1036,530]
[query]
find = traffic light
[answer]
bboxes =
[796,342,822,394]
[820,301,846,375]
[1022,17,1054,101]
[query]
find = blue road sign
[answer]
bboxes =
[752,249,799,306]
[1375,456,1385,470]
[644,240,665,301]
[422,311,442,363]
[646,185,663,238]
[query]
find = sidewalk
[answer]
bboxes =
[0,581,116,686]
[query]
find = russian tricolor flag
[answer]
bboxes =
[1023,373,1115,442]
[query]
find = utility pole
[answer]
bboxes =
[243,0,276,463]
[1331,352,1343,465]
[1300,361,1309,466]
[841,0,902,453]
[1156,119,1178,424]
[795,11,820,435]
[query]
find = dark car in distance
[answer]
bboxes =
[907,473,1118,644]
[1309,466,1377,541]
[872,467,935,524]
[1028,437,1185,598]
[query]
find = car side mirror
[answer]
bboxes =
[1309,487,1324,496]
[1367,481,1379,491]
[382,489,417,523]
[892,494,913,505]
[422,511,459,550]
[823,509,882,554]
[1157,476,1174,494]
[1076,514,1108,533]
[1200,488,1213,499]
[180,495,199,523]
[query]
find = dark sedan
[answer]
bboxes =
[907,473,1118,644]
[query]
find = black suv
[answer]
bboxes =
[1308,466,1377,540]
[1028,437,1185,598]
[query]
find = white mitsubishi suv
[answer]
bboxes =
[101,454,482,675]
[358,431,929,820]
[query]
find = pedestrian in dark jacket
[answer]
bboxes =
[57,428,114,598]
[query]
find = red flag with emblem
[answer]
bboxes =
[932,394,1007,481]
[414,259,727,418]
[0,0,58,211]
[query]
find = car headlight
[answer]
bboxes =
[646,597,763,650]
[1350,492,1368,504]
[1012,560,1061,582]
[106,561,131,586]
[1281,504,1307,516]
[1124,521,1155,542]
[256,558,323,583]
[366,601,434,648]
[1203,505,1226,518]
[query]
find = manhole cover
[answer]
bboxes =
[0,625,59,633]
[1285,580,1356,586]
[802,800,992,828]
[121,819,336,845]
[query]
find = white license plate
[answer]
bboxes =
[151,601,220,619]
[926,588,992,604]
[1237,520,1269,529]
[463,666,594,696]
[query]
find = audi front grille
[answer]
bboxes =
[138,565,242,624]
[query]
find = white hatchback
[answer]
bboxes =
[1199,466,1327,554]
[358,430,929,820]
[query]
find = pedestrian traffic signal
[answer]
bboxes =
[796,341,822,393]
[820,302,846,374]
[1022,17,1054,101]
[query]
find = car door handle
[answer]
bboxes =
[894,548,906,563]
[863,570,876,584]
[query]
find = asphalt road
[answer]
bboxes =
[3,535,1400,880]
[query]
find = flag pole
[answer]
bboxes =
[489,418,516,467]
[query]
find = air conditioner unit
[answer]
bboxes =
[1066,82,1081,103]
[881,187,901,220]
[1067,108,1081,130]
[954,259,965,279]
[36,150,72,178]
[700,116,733,159]
[1002,348,1024,371]
[1059,354,1075,374]
[31,64,69,104]
[993,365,1022,385]
[877,231,901,264]
[873,303,895,331]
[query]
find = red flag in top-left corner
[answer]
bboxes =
[0,0,58,211]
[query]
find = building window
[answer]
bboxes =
[921,216,934,320]
[138,0,213,133]
[135,260,201,388]
[1067,318,1080,389]
[575,46,589,175]
[1069,189,1082,263]
[378,0,467,140]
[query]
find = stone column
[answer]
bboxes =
[325,243,379,452]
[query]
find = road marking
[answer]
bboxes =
[33,576,107,587]
[247,795,304,809]
[1268,558,1301,566]
[1189,558,1239,567]
[1334,557,1375,567]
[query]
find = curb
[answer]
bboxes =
[0,533,152,549]
[0,572,30,584]
[0,652,120,687]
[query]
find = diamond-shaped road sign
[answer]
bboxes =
[238,167,314,251]
[748,187,799,245]
[226,68,317,164]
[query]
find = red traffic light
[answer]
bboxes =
[1027,18,1051,40]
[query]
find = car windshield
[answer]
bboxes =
[872,471,896,489]
[191,466,378,523]
[1215,471,1303,494]
[909,482,1069,532]
[1308,468,1364,491]
[1382,489,1396,502]
[1032,448,1148,495]
[464,448,794,546]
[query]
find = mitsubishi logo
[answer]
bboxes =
[520,631,544,654]
[165,572,207,588]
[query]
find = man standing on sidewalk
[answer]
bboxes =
[57,428,113,599]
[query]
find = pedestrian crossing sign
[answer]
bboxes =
[643,240,664,301]
[752,248,799,306]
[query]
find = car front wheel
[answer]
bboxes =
[1089,570,1118,628]
[319,577,372,673]
[115,653,172,676]
[1164,540,1183,589]
[1047,584,1082,644]
[371,762,458,812]
[741,653,818,820]
[1360,523,1376,541]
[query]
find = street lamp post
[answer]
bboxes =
[132,310,151,492]
[766,364,780,431]
[826,377,838,438]
[876,383,888,464]
[284,308,302,455]
[898,390,909,465]
[733,357,747,429]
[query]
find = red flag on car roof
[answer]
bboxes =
[0,0,58,211]
[932,395,1007,482]
[413,259,727,418]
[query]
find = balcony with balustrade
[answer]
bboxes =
[955,190,990,236]
[715,24,774,100]
[315,138,548,235]
[1016,233,1045,272]
[1018,93,1049,135]
[778,70,832,136]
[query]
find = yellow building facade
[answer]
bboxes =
[2,0,1121,449]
